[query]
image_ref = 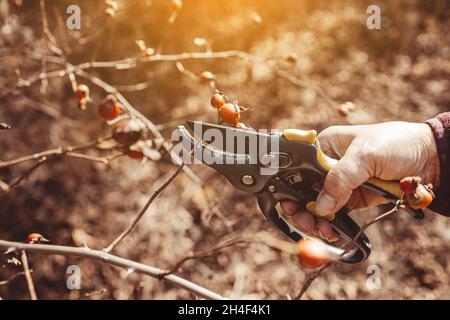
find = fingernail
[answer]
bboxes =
[316,193,336,216]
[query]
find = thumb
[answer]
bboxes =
[316,141,372,216]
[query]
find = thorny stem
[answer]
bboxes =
[294,199,405,300]
[0,240,225,300]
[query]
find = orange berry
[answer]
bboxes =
[112,119,143,146]
[297,238,331,269]
[200,71,216,83]
[219,103,240,125]
[406,184,434,209]
[98,95,121,121]
[210,93,225,109]
[171,0,182,12]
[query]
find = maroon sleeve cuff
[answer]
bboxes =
[425,112,450,216]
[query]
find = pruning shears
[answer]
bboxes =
[175,121,424,264]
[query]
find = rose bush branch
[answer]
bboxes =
[104,163,186,253]
[6,49,338,108]
[0,239,225,300]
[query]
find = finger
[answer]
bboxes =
[346,188,390,211]
[318,125,367,159]
[316,139,372,216]
[292,211,315,233]
[316,218,334,239]
[315,219,340,242]
[327,231,340,242]
[280,201,300,216]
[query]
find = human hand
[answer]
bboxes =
[281,122,440,241]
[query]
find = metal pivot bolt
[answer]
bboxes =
[268,185,276,193]
[241,174,254,186]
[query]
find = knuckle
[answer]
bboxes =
[325,169,350,190]
[318,126,342,141]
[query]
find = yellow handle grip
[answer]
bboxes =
[317,140,403,199]
[283,128,404,200]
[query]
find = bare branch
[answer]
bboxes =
[104,164,185,253]
[21,250,38,300]
[0,240,226,300]
[0,136,112,168]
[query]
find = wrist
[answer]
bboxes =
[422,123,441,189]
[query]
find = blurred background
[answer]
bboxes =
[0,0,450,299]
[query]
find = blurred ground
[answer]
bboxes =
[1,0,450,299]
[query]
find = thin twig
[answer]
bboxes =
[0,270,29,286]
[103,164,186,253]
[21,250,38,300]
[160,232,297,277]
[1,157,49,193]
[295,199,404,300]
[0,136,112,168]
[7,50,337,108]
[0,240,226,300]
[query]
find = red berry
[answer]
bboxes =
[112,119,144,146]
[126,149,144,160]
[98,95,121,121]
[75,84,89,100]
[27,233,49,244]
[297,238,331,269]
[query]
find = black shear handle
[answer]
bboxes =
[256,182,371,264]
